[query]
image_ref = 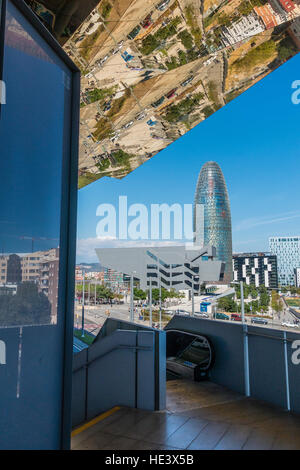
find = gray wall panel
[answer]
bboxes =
[287,331,300,413]
[71,328,164,427]
[72,349,87,428]
[248,330,287,409]
[137,331,155,410]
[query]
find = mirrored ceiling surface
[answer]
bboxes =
[26,0,300,188]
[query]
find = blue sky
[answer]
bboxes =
[0,47,68,254]
[77,53,300,263]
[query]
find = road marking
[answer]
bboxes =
[71,406,121,437]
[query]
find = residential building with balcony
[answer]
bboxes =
[232,252,278,288]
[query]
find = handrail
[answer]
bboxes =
[73,344,153,373]
[246,330,298,342]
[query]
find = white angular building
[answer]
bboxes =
[221,14,265,47]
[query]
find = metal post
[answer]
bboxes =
[283,331,291,411]
[241,281,250,397]
[130,272,134,322]
[241,281,245,324]
[81,270,85,337]
[159,273,162,330]
[95,283,96,306]
[149,277,152,327]
[192,275,195,317]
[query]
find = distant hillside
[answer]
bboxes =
[77,262,103,272]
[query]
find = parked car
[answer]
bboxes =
[141,74,153,82]
[165,88,177,99]
[215,312,229,320]
[135,112,147,121]
[156,0,171,11]
[142,70,153,76]
[100,55,108,64]
[231,313,242,322]
[251,317,268,325]
[103,102,111,112]
[127,25,141,40]
[151,96,165,108]
[282,322,299,328]
[122,120,134,129]
[141,14,153,28]
[176,309,190,315]
[194,312,209,318]
[181,76,194,87]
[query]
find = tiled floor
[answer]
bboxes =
[72,380,300,450]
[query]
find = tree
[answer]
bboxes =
[76,284,114,301]
[260,291,269,310]
[178,30,194,50]
[114,293,123,302]
[271,290,282,314]
[149,287,183,303]
[217,295,237,312]
[0,282,51,327]
[134,288,147,301]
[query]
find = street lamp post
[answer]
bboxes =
[240,280,245,324]
[130,272,134,323]
[159,271,162,330]
[192,274,195,317]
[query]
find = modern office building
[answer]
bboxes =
[269,236,300,286]
[96,245,225,293]
[194,161,233,283]
[232,252,278,288]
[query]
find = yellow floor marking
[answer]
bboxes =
[71,406,121,437]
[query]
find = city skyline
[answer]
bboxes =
[77,52,300,263]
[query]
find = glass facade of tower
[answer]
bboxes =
[269,236,300,286]
[193,161,232,283]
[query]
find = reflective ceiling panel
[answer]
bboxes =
[26,0,300,188]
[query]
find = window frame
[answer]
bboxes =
[0,0,80,450]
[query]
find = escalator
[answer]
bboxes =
[166,330,214,382]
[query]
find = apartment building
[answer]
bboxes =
[221,14,265,47]
[232,252,278,288]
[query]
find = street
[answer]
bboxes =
[74,297,300,335]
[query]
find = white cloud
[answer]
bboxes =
[234,211,300,232]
